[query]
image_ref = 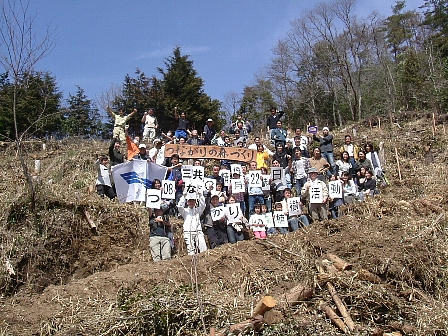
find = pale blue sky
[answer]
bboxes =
[4,0,424,109]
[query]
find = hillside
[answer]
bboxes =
[1,115,448,335]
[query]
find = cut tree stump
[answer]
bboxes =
[282,283,314,307]
[252,295,276,317]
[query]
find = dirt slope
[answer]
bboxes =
[1,117,448,335]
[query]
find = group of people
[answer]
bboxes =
[95,106,385,262]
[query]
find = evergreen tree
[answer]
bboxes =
[0,71,61,140]
[158,46,221,132]
[62,86,101,137]
[422,0,448,57]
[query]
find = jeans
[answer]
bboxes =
[288,215,310,231]
[295,177,307,196]
[322,151,335,175]
[227,225,245,243]
[248,194,264,215]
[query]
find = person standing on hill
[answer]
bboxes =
[107,106,137,143]
[266,107,284,141]
[149,208,172,262]
[203,118,216,145]
[313,127,335,175]
[95,155,116,199]
[174,107,191,140]
[141,108,158,142]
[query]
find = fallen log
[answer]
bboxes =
[252,295,276,317]
[326,253,353,271]
[83,209,97,229]
[327,282,355,332]
[215,315,264,336]
[356,269,382,284]
[319,300,348,333]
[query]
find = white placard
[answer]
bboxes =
[230,164,242,176]
[249,214,266,232]
[328,180,343,199]
[230,178,246,193]
[183,179,198,195]
[309,182,324,204]
[226,203,242,223]
[248,170,262,188]
[191,166,205,184]
[211,206,225,221]
[273,211,288,228]
[261,174,271,191]
[264,213,274,228]
[287,197,302,216]
[204,178,216,192]
[146,189,161,208]
[219,169,231,186]
[181,165,193,180]
[161,180,176,199]
[271,167,284,182]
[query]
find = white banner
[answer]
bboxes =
[112,160,167,203]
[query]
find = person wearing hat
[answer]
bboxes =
[148,138,165,165]
[202,190,228,249]
[133,143,149,160]
[149,208,172,262]
[177,191,207,255]
[141,108,158,142]
[301,167,328,221]
[203,118,216,145]
[312,126,335,175]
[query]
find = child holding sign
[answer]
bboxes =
[248,203,267,239]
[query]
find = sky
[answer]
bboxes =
[2,0,424,113]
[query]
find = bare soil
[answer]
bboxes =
[1,117,447,335]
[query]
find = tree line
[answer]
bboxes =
[231,0,448,131]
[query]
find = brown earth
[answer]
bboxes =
[1,116,448,335]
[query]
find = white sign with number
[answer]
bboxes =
[146,189,162,208]
[328,180,343,199]
[273,211,288,228]
[161,180,176,199]
[226,203,242,223]
[248,170,262,188]
[287,197,302,216]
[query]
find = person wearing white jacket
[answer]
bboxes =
[177,193,207,255]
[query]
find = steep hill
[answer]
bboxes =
[1,115,447,335]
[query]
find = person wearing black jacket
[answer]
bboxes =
[108,139,124,166]
[266,107,284,140]
[149,208,172,262]
[202,192,228,249]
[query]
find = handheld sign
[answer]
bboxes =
[261,174,271,191]
[146,189,162,208]
[219,169,231,186]
[264,213,274,228]
[230,164,242,177]
[328,180,343,199]
[308,126,318,134]
[273,211,288,228]
[249,214,266,232]
[230,178,246,193]
[191,166,205,185]
[309,183,324,204]
[204,178,216,192]
[271,167,284,183]
[211,206,225,221]
[248,170,262,188]
[287,197,302,216]
[226,203,242,223]
[161,180,176,199]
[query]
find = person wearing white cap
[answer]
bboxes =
[148,138,165,165]
[135,143,149,160]
[203,118,216,145]
[177,192,207,255]
[312,126,335,176]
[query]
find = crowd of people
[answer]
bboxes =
[95,106,385,262]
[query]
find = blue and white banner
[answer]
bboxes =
[112,160,167,203]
